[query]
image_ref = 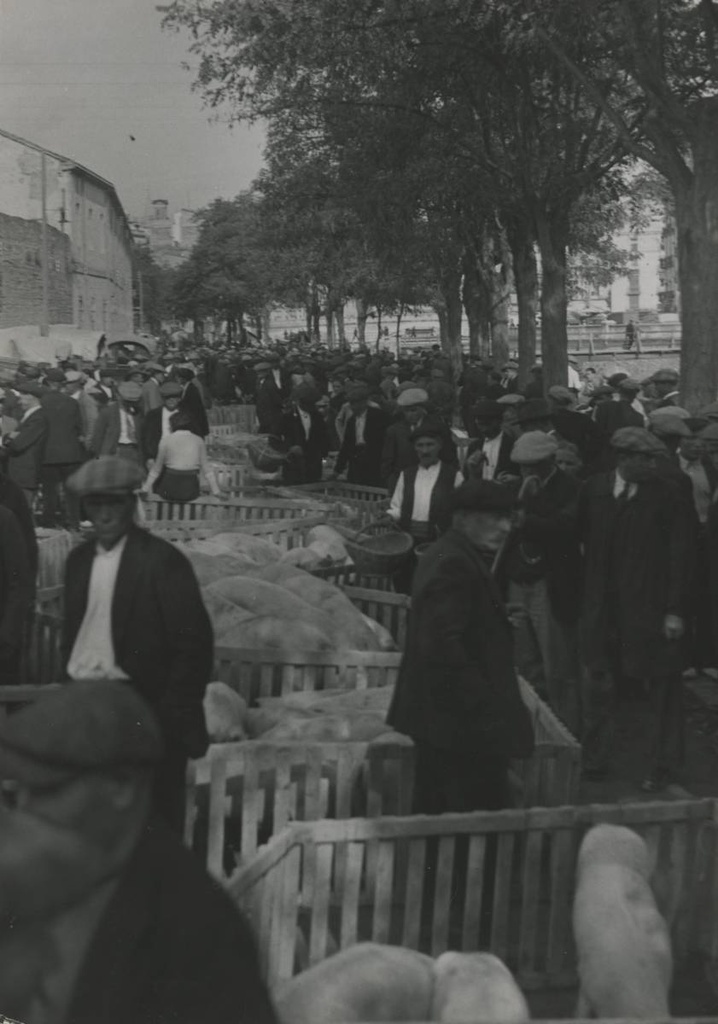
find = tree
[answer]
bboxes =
[531,0,718,406]
[132,247,175,335]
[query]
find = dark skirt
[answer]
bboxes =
[154,468,200,503]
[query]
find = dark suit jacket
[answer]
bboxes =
[178,380,209,438]
[140,406,174,463]
[387,528,534,757]
[465,432,515,480]
[279,406,330,483]
[40,390,86,465]
[381,417,457,492]
[255,374,288,436]
[335,406,390,487]
[3,408,48,489]
[62,527,212,760]
[0,472,38,587]
[0,504,32,649]
[91,403,143,457]
[551,408,602,471]
[67,819,277,1024]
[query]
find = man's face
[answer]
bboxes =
[414,436,441,467]
[680,437,703,462]
[83,493,135,549]
[163,396,180,412]
[476,416,501,439]
[556,449,582,476]
[653,379,675,398]
[457,510,513,554]
[501,409,520,439]
[404,406,424,426]
[618,452,657,482]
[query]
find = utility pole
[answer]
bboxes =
[40,152,50,337]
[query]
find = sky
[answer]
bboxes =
[0,0,266,221]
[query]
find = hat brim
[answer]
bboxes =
[0,743,81,788]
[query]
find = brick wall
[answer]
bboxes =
[0,212,73,328]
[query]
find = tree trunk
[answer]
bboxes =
[535,208,570,391]
[673,104,718,410]
[489,229,512,371]
[508,224,539,390]
[355,298,368,347]
[376,308,382,352]
[395,304,403,357]
[325,299,336,349]
[333,304,346,349]
[437,271,463,381]
[462,248,489,360]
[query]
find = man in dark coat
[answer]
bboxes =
[387,480,534,813]
[279,383,330,484]
[334,384,390,488]
[255,359,288,437]
[0,681,277,1024]
[578,427,696,791]
[140,381,182,464]
[63,457,213,830]
[499,431,582,732]
[0,468,38,589]
[2,383,48,509]
[464,400,515,482]
[39,368,87,529]
[90,382,144,464]
[649,367,680,410]
[548,386,603,473]
[381,388,457,492]
[0,503,32,685]
[175,367,209,438]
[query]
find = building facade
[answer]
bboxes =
[0,128,134,336]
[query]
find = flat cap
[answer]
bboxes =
[397,380,420,393]
[606,372,628,388]
[117,381,142,402]
[699,423,718,441]
[450,480,516,514]
[511,431,559,464]
[473,399,502,419]
[502,360,519,371]
[254,361,271,372]
[685,417,709,434]
[651,405,690,419]
[145,361,164,373]
[64,370,85,384]
[591,385,615,400]
[516,398,552,424]
[496,393,525,406]
[16,382,44,398]
[347,383,370,401]
[611,427,667,454]
[617,377,642,393]
[45,368,66,383]
[0,681,163,787]
[66,455,144,496]
[159,381,183,398]
[547,385,574,405]
[397,387,429,407]
[649,411,691,438]
[412,422,446,442]
[651,368,679,383]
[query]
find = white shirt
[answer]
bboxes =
[272,368,282,389]
[680,456,711,523]
[482,434,503,480]
[118,408,136,444]
[354,410,368,445]
[67,536,130,680]
[297,407,312,439]
[145,429,220,495]
[613,469,637,501]
[567,365,581,390]
[388,464,463,522]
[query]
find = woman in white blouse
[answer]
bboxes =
[143,411,222,502]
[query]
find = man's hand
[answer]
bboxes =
[663,614,684,641]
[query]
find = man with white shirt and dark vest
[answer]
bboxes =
[380,388,457,492]
[578,426,696,792]
[140,380,183,465]
[62,457,212,830]
[90,381,144,465]
[386,423,463,592]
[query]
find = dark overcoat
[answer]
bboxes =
[334,406,390,488]
[279,406,330,484]
[578,471,695,677]
[61,526,211,761]
[380,417,457,492]
[255,374,288,436]
[387,528,534,758]
[3,409,48,489]
[40,390,86,465]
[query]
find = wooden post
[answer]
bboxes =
[40,152,50,337]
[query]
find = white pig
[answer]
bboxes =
[573,823,672,1018]
[274,942,435,1024]
[431,951,530,1023]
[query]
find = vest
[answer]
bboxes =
[399,462,456,537]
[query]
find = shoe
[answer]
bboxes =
[640,771,669,793]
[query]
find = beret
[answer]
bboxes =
[159,381,183,398]
[516,398,552,424]
[496,393,525,406]
[117,381,142,402]
[44,368,66,383]
[175,367,194,382]
[66,455,144,496]
[617,377,642,392]
[347,383,370,401]
[651,368,679,383]
[699,423,718,441]
[510,431,559,464]
[649,412,691,437]
[0,680,163,787]
[254,361,271,372]
[450,480,516,514]
[547,385,574,404]
[473,399,502,418]
[611,427,667,454]
[397,388,429,407]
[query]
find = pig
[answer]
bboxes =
[274,942,435,1023]
[573,823,672,1018]
[431,951,529,1023]
[203,681,247,743]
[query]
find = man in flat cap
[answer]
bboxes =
[255,358,289,437]
[496,432,582,730]
[464,399,515,482]
[334,383,390,488]
[593,377,646,468]
[387,481,534,813]
[578,427,696,791]
[39,367,86,530]
[90,381,144,464]
[0,681,277,1024]
[650,367,680,410]
[548,385,602,473]
[141,379,183,466]
[2,382,49,511]
[278,383,330,484]
[62,456,213,828]
[381,388,456,492]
